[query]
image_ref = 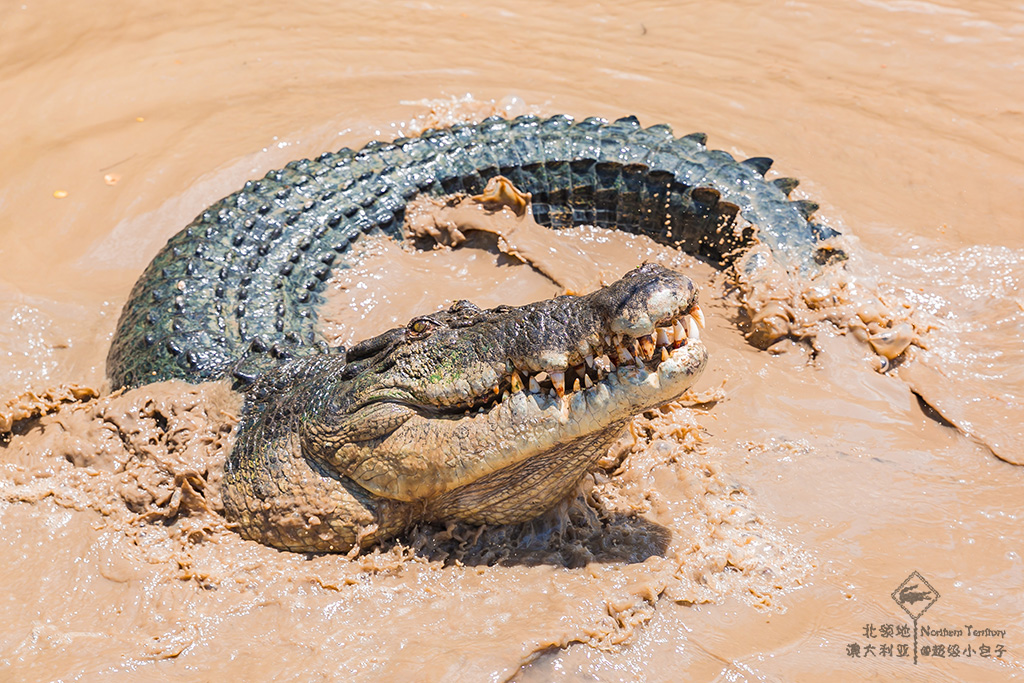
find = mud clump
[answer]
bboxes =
[0,384,99,434]
[0,376,808,672]
[1,380,240,570]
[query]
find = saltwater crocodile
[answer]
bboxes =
[225,264,707,551]
[107,114,844,552]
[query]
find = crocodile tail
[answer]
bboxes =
[107,114,837,389]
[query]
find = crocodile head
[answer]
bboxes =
[230,263,707,545]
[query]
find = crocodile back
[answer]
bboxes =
[107,114,833,389]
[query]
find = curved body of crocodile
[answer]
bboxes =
[107,115,843,552]
[108,114,837,389]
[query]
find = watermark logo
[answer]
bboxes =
[890,571,940,663]
[844,570,1009,665]
[892,571,939,621]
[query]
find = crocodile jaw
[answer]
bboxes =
[345,337,707,503]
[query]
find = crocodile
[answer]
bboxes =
[225,264,707,551]
[107,114,844,552]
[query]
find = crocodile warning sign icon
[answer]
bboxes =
[892,571,940,620]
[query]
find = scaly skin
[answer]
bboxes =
[107,114,838,389]
[223,264,706,551]
[107,115,843,552]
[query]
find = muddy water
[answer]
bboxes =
[2,0,1023,680]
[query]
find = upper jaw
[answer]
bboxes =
[354,264,706,415]
[473,302,706,410]
[341,336,708,502]
[397,302,707,415]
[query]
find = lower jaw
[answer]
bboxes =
[417,341,707,523]
[427,421,629,526]
[496,340,708,425]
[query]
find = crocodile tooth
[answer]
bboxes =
[535,371,549,383]
[572,378,581,393]
[637,335,656,360]
[529,376,541,393]
[618,345,634,365]
[673,319,687,341]
[585,374,593,388]
[585,354,594,368]
[661,346,670,362]
[550,371,565,397]
[687,315,701,341]
[510,372,524,393]
[656,327,671,346]
[493,384,501,395]
[690,304,706,330]
[501,391,510,402]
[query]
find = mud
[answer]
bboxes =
[1,372,807,679]
[2,0,1023,680]
[403,176,609,295]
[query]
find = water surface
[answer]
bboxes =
[1,1,1022,680]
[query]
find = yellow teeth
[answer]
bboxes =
[637,335,656,361]
[550,371,565,397]
[618,345,634,365]
[686,314,701,341]
[481,304,706,412]
[691,304,706,330]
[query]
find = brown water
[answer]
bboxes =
[2,0,1023,680]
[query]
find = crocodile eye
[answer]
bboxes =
[407,317,436,337]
